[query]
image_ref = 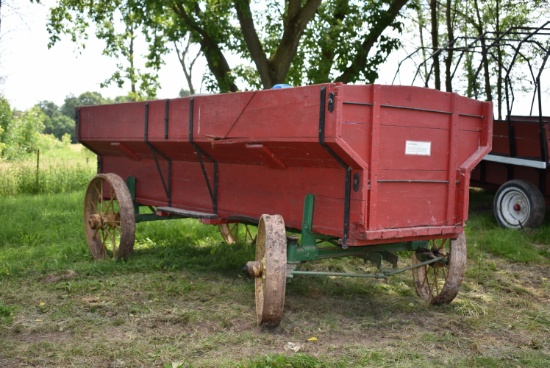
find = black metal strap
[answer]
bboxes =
[319,86,351,247]
[144,102,173,205]
[148,143,173,206]
[189,98,219,214]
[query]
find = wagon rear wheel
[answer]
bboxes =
[84,173,135,260]
[218,223,256,244]
[412,232,466,305]
[247,214,287,327]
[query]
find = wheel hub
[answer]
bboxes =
[88,213,119,230]
[88,214,104,230]
[244,260,264,278]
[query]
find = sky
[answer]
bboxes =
[0,0,200,111]
[0,1,401,112]
[0,1,443,113]
[1,2,547,116]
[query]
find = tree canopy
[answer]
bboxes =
[396,0,550,117]
[0,97,11,156]
[40,0,412,95]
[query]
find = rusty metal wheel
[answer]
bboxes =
[218,223,256,244]
[84,173,135,260]
[412,232,466,305]
[245,214,287,327]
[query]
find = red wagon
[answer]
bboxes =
[78,83,492,326]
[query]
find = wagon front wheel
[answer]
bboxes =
[245,214,287,327]
[84,173,135,260]
[412,232,466,305]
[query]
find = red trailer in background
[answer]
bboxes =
[471,116,550,228]
[78,83,492,326]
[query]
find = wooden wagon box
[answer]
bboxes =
[78,83,492,246]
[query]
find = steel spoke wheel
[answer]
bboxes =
[247,214,287,327]
[84,173,135,260]
[493,179,545,229]
[218,223,256,244]
[412,232,466,305]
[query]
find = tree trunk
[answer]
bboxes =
[444,0,454,92]
[335,0,409,83]
[496,0,502,119]
[473,0,492,103]
[129,25,137,100]
[171,2,238,92]
[174,35,198,95]
[415,0,429,84]
[234,0,321,88]
[313,0,349,83]
[430,0,441,90]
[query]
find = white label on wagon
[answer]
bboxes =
[405,140,431,156]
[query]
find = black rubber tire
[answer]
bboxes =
[493,179,546,229]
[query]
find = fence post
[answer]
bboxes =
[36,149,40,194]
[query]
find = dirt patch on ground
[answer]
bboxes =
[2,257,550,367]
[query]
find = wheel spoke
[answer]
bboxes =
[245,225,254,242]
[433,269,440,295]
[93,228,100,241]
[94,184,102,203]
[219,223,256,244]
[104,186,117,215]
[99,182,104,212]
[110,227,118,255]
[90,199,98,213]
[99,228,108,259]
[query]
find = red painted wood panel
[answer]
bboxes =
[80,102,146,141]
[79,83,492,245]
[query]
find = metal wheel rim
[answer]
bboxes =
[496,187,531,228]
[412,232,466,305]
[84,173,135,260]
[254,214,287,327]
[218,223,256,244]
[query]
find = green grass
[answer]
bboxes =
[0,150,550,366]
[1,190,549,366]
[466,189,550,263]
[0,144,95,196]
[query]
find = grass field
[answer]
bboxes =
[0,146,549,367]
[0,142,96,196]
